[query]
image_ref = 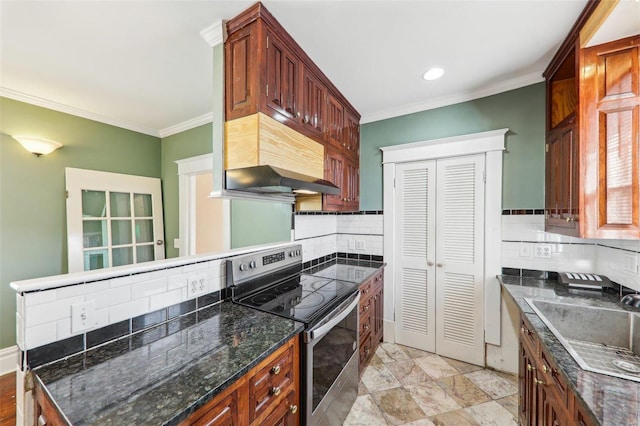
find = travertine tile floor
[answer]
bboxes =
[345,343,518,426]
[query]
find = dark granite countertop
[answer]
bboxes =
[34,301,304,426]
[499,275,640,425]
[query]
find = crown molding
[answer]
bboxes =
[200,20,225,47]
[360,71,544,124]
[0,87,160,137]
[158,112,213,138]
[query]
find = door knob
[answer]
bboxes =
[427,260,434,266]
[436,263,443,267]
[156,240,164,245]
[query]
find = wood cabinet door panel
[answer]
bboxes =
[301,66,325,141]
[225,24,258,120]
[537,383,570,426]
[327,94,344,149]
[345,110,360,157]
[519,342,537,426]
[373,284,384,344]
[265,31,299,123]
[323,148,345,210]
[581,36,640,238]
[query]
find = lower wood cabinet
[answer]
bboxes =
[359,269,384,372]
[34,379,67,426]
[180,335,300,426]
[518,314,597,426]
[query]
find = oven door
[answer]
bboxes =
[304,292,359,425]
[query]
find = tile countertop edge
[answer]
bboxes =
[498,275,640,426]
[11,241,297,293]
[33,302,305,426]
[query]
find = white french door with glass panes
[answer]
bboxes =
[66,168,165,272]
[394,154,485,366]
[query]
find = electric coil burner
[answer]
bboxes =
[227,244,360,425]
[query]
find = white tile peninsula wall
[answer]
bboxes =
[501,211,640,292]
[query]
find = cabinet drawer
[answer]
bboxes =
[359,296,372,317]
[258,388,298,426]
[360,280,373,298]
[359,310,372,340]
[359,333,373,368]
[539,346,568,406]
[520,316,537,351]
[191,389,240,426]
[249,344,294,422]
[372,270,383,289]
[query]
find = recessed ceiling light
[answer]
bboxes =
[423,67,444,81]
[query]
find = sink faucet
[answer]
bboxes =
[620,294,640,308]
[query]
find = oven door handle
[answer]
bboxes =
[308,292,360,342]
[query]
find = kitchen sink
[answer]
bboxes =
[525,298,640,383]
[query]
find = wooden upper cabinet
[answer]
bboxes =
[345,109,360,158]
[265,30,299,124]
[300,66,326,140]
[225,22,259,121]
[326,93,344,149]
[580,35,640,239]
[323,147,345,210]
[224,2,360,148]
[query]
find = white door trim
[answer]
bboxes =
[381,128,507,347]
[176,154,230,257]
[0,345,17,375]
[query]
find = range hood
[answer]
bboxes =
[226,165,340,195]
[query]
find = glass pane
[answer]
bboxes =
[83,220,107,248]
[82,190,106,218]
[110,192,131,217]
[134,193,153,217]
[135,220,154,243]
[136,245,155,263]
[112,247,133,267]
[111,220,133,245]
[84,249,109,271]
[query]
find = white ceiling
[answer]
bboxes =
[2,0,630,138]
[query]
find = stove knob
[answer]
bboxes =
[239,263,248,271]
[289,251,295,257]
[249,261,257,269]
[296,250,301,256]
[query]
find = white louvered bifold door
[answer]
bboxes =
[434,155,485,366]
[394,160,436,352]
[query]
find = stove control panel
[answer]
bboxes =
[227,244,302,285]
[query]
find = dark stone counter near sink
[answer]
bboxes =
[34,301,304,426]
[500,275,640,425]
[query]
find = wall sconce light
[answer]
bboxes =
[13,136,63,157]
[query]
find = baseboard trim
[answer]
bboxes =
[0,345,17,375]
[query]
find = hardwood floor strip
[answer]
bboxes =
[0,372,16,425]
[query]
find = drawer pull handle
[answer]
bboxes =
[527,363,536,372]
[290,405,298,414]
[364,305,369,311]
[271,386,281,396]
[521,326,525,334]
[363,324,370,330]
[38,415,47,426]
[542,365,549,374]
[534,378,546,386]
[271,365,281,375]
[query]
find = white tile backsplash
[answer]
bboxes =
[25,321,57,349]
[18,214,385,352]
[501,215,640,291]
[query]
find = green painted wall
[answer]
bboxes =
[230,200,292,249]
[360,83,545,210]
[161,123,214,259]
[0,97,161,349]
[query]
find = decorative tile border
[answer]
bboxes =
[301,252,384,269]
[295,210,383,216]
[502,209,544,215]
[24,289,227,369]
